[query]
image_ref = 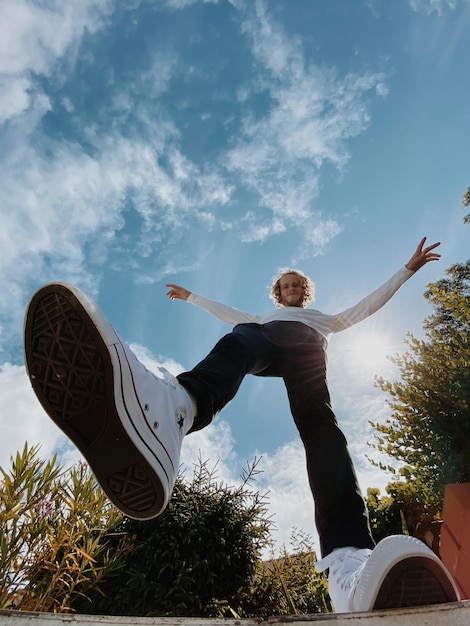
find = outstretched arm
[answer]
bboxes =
[405,237,441,272]
[329,236,441,333]
[166,284,191,301]
[165,283,260,325]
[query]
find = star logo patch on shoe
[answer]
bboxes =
[175,406,187,437]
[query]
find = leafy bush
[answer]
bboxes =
[73,458,331,618]
[0,444,125,612]
[245,530,331,617]
[73,458,273,617]
[2,447,330,617]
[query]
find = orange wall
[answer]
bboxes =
[440,483,470,599]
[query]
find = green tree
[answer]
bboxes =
[366,487,404,544]
[367,483,442,552]
[370,257,470,512]
[463,185,470,224]
[73,458,274,617]
[0,444,124,612]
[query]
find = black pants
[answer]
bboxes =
[177,321,375,557]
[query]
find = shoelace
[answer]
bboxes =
[316,547,371,592]
[157,366,179,388]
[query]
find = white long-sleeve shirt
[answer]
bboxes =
[187,266,414,344]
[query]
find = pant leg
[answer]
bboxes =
[178,319,375,556]
[276,324,375,557]
[177,323,275,432]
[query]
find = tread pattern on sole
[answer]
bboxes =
[108,463,159,511]
[25,285,164,519]
[29,292,106,422]
[374,558,458,609]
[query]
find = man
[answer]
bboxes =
[24,237,459,613]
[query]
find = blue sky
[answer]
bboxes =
[1,0,469,554]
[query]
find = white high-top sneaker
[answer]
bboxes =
[24,282,194,520]
[316,535,459,613]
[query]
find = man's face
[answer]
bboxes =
[279,273,304,308]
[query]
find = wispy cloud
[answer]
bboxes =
[0,127,231,357]
[224,0,386,248]
[367,0,467,16]
[0,363,65,471]
[408,0,462,15]
[0,0,115,122]
[0,0,391,359]
[163,0,219,9]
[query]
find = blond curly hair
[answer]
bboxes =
[270,268,315,308]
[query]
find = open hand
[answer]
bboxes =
[405,237,441,272]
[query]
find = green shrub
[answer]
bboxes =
[73,458,273,617]
[0,444,124,612]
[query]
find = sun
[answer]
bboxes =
[347,328,393,375]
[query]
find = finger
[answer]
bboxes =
[416,236,427,252]
[423,241,441,253]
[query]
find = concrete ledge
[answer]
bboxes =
[1,602,470,626]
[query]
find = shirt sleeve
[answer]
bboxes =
[187,292,261,325]
[328,266,415,333]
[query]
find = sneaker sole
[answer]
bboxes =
[373,555,459,610]
[24,283,167,520]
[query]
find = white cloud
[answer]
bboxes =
[0,76,36,124]
[0,129,233,358]
[253,441,318,554]
[0,0,115,122]
[0,0,390,352]
[408,0,461,14]
[368,0,467,16]
[164,0,219,9]
[293,218,344,262]
[129,342,187,376]
[224,0,386,250]
[181,420,238,481]
[0,143,124,353]
[0,363,65,472]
